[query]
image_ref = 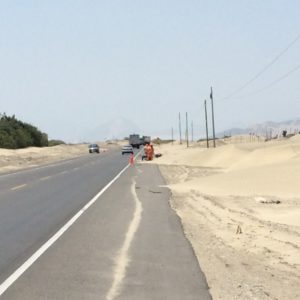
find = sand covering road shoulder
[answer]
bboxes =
[0,142,120,174]
[152,137,300,300]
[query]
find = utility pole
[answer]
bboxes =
[171,127,174,145]
[186,112,189,148]
[191,121,194,143]
[179,113,182,144]
[210,87,216,148]
[204,100,209,148]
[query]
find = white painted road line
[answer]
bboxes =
[40,176,51,181]
[106,180,143,300]
[0,156,86,178]
[0,162,131,296]
[10,184,27,191]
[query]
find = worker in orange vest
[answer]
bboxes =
[149,144,154,161]
[144,143,151,161]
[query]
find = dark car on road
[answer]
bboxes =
[122,145,134,155]
[88,144,100,153]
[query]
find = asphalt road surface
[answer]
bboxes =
[0,149,211,299]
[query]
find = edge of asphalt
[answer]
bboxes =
[0,147,121,178]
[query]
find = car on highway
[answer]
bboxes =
[121,145,134,155]
[88,144,100,153]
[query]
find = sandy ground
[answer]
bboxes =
[151,136,300,300]
[0,142,121,174]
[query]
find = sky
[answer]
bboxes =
[0,1,300,142]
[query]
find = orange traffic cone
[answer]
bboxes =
[129,154,134,165]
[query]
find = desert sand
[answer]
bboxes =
[0,142,120,174]
[152,136,300,299]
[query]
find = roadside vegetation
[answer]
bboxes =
[0,113,52,149]
[48,139,66,147]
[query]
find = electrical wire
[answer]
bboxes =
[219,32,300,101]
[218,63,300,102]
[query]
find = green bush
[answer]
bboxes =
[0,113,49,149]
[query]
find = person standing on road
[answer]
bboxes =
[144,143,151,161]
[149,144,154,160]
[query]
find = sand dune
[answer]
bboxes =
[153,137,300,300]
[153,143,250,169]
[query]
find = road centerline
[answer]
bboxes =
[40,176,51,181]
[10,184,27,191]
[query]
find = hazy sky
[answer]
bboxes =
[1,1,300,141]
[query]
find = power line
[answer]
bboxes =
[219,32,300,101]
[196,62,300,132]
[219,63,300,102]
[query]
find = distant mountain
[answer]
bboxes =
[220,119,300,137]
[82,117,142,142]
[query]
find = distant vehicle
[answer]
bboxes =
[129,134,142,149]
[122,145,134,155]
[88,144,100,153]
[142,135,151,145]
[129,134,151,148]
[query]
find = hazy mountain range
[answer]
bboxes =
[220,119,300,138]
[80,117,300,143]
[82,117,142,142]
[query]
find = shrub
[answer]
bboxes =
[0,113,49,149]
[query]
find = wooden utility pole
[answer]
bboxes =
[171,127,174,144]
[179,113,182,144]
[186,112,189,148]
[204,100,209,148]
[210,87,216,148]
[191,121,194,142]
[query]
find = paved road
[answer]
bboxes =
[0,148,130,284]
[0,151,211,299]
